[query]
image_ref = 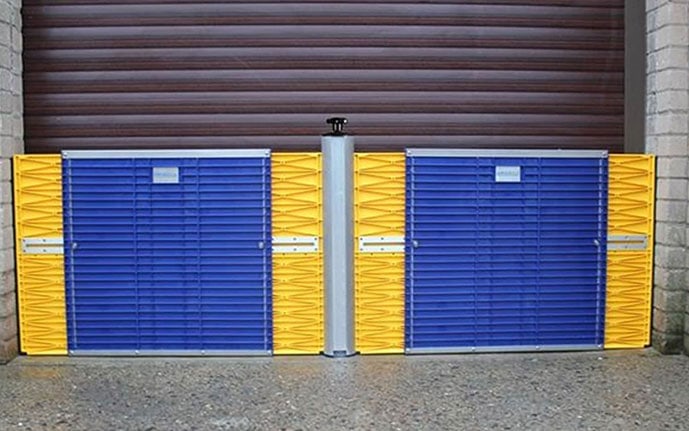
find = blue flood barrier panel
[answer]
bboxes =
[63,151,272,355]
[405,150,607,353]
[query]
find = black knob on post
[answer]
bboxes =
[325,117,348,136]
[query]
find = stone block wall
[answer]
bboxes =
[0,0,21,364]
[646,0,689,354]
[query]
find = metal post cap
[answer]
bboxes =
[325,117,348,136]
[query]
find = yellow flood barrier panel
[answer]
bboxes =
[605,154,655,349]
[271,153,324,354]
[354,153,406,354]
[13,155,67,355]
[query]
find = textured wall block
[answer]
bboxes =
[655,244,687,269]
[647,113,689,135]
[655,266,687,290]
[647,2,689,29]
[647,70,689,93]
[653,330,683,354]
[655,222,686,245]
[656,157,689,178]
[654,288,687,313]
[653,308,686,333]
[656,201,689,224]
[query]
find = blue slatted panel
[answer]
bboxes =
[63,154,272,354]
[405,153,607,352]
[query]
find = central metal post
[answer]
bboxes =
[322,118,356,357]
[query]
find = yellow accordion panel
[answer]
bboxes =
[605,154,655,349]
[271,153,323,354]
[13,155,67,355]
[354,153,406,354]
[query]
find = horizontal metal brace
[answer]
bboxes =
[358,236,405,253]
[21,237,64,255]
[272,236,319,253]
[406,148,608,159]
[69,349,271,357]
[63,149,270,159]
[406,344,602,354]
[608,234,648,251]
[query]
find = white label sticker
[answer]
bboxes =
[152,167,179,184]
[495,165,521,183]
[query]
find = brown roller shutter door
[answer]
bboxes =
[23,1,624,153]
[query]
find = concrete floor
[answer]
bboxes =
[0,350,688,430]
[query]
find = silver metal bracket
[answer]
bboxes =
[358,236,405,253]
[272,236,319,253]
[608,234,648,251]
[21,237,64,255]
